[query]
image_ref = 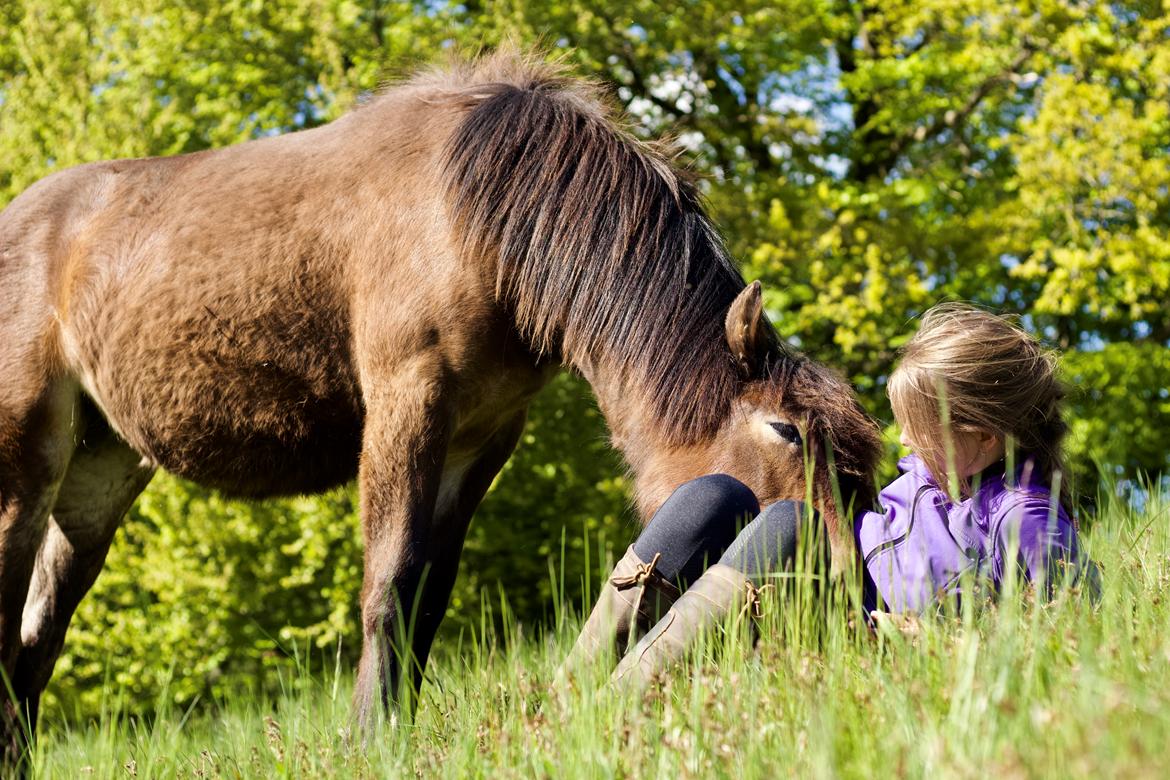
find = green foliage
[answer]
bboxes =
[1063,343,1170,487]
[492,0,1170,409]
[49,480,364,718]
[2,0,1167,721]
[0,0,455,196]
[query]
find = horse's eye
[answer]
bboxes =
[770,422,802,445]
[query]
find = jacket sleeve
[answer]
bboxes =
[991,495,1081,592]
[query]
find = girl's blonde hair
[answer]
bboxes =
[887,303,1067,495]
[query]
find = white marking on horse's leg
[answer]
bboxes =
[0,380,78,755]
[0,382,78,646]
[16,430,152,710]
[19,523,70,649]
[434,455,473,520]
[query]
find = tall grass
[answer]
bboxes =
[33,483,1170,778]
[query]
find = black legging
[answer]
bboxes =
[632,474,829,587]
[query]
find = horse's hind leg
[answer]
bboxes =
[13,417,153,734]
[0,383,78,763]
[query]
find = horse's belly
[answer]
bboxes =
[107,367,363,498]
[68,302,364,499]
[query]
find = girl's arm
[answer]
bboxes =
[991,495,1082,593]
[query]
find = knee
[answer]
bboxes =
[636,474,760,585]
[640,474,759,545]
[759,500,830,568]
[667,474,760,522]
[758,500,826,549]
[757,499,803,528]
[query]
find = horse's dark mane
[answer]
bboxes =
[439,55,747,445]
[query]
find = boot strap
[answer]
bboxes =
[611,552,676,627]
[741,580,775,621]
[611,552,665,590]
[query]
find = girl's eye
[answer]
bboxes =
[770,422,802,445]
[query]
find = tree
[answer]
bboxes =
[487,0,1170,480]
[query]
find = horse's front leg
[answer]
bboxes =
[408,410,529,682]
[353,356,452,729]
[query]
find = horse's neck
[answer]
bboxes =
[578,359,715,520]
[578,361,638,450]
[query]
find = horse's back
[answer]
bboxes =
[2,76,551,498]
[7,93,489,497]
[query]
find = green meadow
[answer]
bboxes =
[33,484,1169,779]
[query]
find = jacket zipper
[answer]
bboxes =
[863,484,934,567]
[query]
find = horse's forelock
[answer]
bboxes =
[768,357,882,503]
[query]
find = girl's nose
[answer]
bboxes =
[898,428,912,449]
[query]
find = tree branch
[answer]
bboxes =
[592,12,740,173]
[592,11,701,127]
[902,22,940,57]
[614,46,695,127]
[837,0,898,182]
[879,45,1036,173]
[691,50,777,174]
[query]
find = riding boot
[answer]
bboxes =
[556,545,681,681]
[610,563,766,689]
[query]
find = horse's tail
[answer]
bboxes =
[440,55,747,442]
[0,165,102,381]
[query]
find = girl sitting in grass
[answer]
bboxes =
[560,303,1093,687]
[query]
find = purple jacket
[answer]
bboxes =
[854,455,1082,613]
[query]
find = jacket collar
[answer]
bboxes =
[898,453,1013,497]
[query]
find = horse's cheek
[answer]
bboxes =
[707,432,769,504]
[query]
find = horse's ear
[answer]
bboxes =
[725,280,772,377]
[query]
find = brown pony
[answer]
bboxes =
[0,52,880,755]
